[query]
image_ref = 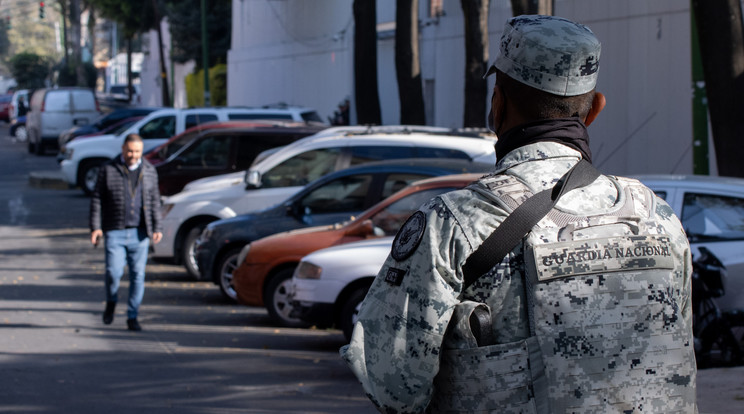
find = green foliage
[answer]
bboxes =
[9,52,50,89]
[166,0,231,69]
[185,64,227,107]
[87,0,162,38]
[56,61,98,88]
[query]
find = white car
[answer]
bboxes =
[635,174,744,313]
[154,125,497,278]
[291,237,394,341]
[59,106,318,195]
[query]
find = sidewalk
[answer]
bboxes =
[697,365,744,413]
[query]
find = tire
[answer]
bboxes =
[264,268,308,328]
[216,248,241,302]
[27,140,35,154]
[340,286,369,342]
[14,125,27,142]
[34,139,44,155]
[182,225,207,280]
[78,160,104,196]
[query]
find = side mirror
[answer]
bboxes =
[345,219,375,237]
[245,169,261,189]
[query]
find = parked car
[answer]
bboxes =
[8,89,30,141]
[153,125,497,277]
[27,87,101,155]
[0,93,12,122]
[57,106,159,148]
[10,115,27,141]
[634,174,744,313]
[291,237,394,340]
[59,107,280,195]
[225,172,484,326]
[149,121,326,195]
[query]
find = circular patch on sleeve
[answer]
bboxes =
[392,211,426,261]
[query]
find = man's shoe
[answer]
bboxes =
[127,318,142,331]
[103,301,116,325]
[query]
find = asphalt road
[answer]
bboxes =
[0,128,376,413]
[0,126,742,413]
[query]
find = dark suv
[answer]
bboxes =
[147,121,327,196]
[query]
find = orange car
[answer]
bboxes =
[231,172,484,326]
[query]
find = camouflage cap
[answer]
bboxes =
[484,15,600,96]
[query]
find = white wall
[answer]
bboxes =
[227,0,694,176]
[139,19,194,109]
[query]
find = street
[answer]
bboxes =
[0,126,375,413]
[0,125,743,413]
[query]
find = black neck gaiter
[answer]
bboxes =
[495,117,592,163]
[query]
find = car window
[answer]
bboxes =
[652,190,667,200]
[299,174,373,214]
[229,113,292,120]
[301,111,323,123]
[682,192,744,241]
[185,113,218,129]
[262,148,342,188]
[139,115,176,139]
[349,146,416,165]
[161,129,205,159]
[45,91,70,112]
[178,135,231,168]
[72,90,96,111]
[371,187,458,235]
[235,135,279,170]
[381,173,432,199]
[416,147,470,159]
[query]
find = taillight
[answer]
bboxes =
[95,99,100,112]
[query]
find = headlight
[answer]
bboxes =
[295,261,322,280]
[236,243,251,266]
[63,147,73,160]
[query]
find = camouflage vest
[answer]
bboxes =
[429,175,697,414]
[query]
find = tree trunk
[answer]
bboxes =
[353,0,382,125]
[127,37,133,103]
[59,0,69,63]
[510,0,552,16]
[151,0,171,107]
[69,0,86,86]
[395,0,426,125]
[692,0,744,177]
[461,0,490,128]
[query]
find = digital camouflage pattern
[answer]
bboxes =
[340,142,697,413]
[485,15,601,96]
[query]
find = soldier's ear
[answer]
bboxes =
[584,92,605,126]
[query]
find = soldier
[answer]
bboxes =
[341,15,697,413]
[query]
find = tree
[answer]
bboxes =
[9,52,50,89]
[692,0,744,177]
[353,0,382,125]
[165,0,231,69]
[510,0,553,16]
[395,0,426,125]
[461,0,490,127]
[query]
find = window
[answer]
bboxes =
[44,91,70,112]
[178,135,231,168]
[228,113,292,120]
[235,136,278,170]
[301,111,324,123]
[349,146,416,165]
[262,148,342,188]
[71,90,96,111]
[185,113,218,129]
[416,147,470,159]
[371,187,457,235]
[682,193,744,241]
[300,174,373,214]
[380,173,431,199]
[139,116,176,139]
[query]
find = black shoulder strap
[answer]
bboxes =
[462,159,601,292]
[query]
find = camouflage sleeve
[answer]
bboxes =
[340,196,468,413]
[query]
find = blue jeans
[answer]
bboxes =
[104,228,150,319]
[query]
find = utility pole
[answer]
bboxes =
[201,0,210,106]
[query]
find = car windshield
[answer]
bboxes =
[370,187,457,235]
[158,129,205,160]
[109,119,139,135]
[682,192,744,241]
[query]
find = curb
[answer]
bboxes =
[28,170,73,190]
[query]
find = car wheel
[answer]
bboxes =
[182,225,208,280]
[14,125,27,142]
[78,160,104,196]
[216,248,241,302]
[34,139,44,155]
[264,268,309,328]
[340,286,369,342]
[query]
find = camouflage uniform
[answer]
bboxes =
[340,15,697,413]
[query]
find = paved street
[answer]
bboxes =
[0,129,375,413]
[0,126,743,413]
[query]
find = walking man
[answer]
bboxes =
[90,134,163,331]
[341,15,697,413]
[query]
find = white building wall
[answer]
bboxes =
[227,0,694,176]
[139,19,194,109]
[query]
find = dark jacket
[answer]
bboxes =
[90,157,162,237]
